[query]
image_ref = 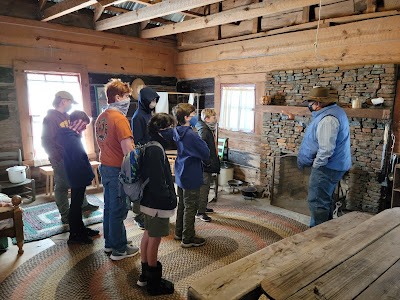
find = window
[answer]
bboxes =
[26,72,86,165]
[219,85,255,132]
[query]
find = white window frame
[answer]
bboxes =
[219,84,255,133]
[14,61,95,165]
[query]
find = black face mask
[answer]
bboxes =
[159,128,174,141]
[308,102,315,113]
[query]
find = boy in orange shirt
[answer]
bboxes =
[95,79,139,260]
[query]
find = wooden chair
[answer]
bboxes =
[0,195,24,254]
[0,150,35,202]
[167,155,176,177]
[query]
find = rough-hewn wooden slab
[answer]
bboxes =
[261,208,400,300]
[187,211,372,300]
[288,225,400,299]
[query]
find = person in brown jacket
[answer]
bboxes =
[41,91,98,224]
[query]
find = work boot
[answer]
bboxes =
[137,262,148,287]
[146,261,174,296]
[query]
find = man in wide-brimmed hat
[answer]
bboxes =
[283,86,351,227]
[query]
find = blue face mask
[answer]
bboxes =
[189,114,198,127]
[159,128,174,141]
[308,103,314,113]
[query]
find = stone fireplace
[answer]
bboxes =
[260,64,397,214]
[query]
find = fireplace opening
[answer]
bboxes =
[270,154,311,216]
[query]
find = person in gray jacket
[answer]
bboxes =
[195,109,220,222]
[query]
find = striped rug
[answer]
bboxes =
[13,194,104,244]
[1,199,308,299]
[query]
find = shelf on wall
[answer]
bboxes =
[257,105,391,120]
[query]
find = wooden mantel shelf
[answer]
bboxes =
[258,105,391,120]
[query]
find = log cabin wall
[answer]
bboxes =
[177,78,215,110]
[0,15,177,190]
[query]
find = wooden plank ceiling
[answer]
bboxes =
[39,0,400,46]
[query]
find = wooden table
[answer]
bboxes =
[39,161,101,198]
[39,165,54,197]
[261,208,400,300]
[188,211,373,300]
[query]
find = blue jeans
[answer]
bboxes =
[99,164,129,253]
[308,166,345,228]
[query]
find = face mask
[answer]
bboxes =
[308,103,314,113]
[159,128,174,141]
[206,119,217,131]
[189,114,198,127]
[108,99,130,116]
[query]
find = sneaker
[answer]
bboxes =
[134,220,145,230]
[196,213,211,222]
[137,274,147,287]
[82,203,99,213]
[174,234,182,241]
[205,208,214,213]
[68,234,93,245]
[104,240,133,254]
[86,228,100,237]
[181,237,206,248]
[110,245,139,261]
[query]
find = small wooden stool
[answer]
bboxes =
[90,161,101,189]
[39,166,54,197]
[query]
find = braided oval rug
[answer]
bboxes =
[0,201,308,300]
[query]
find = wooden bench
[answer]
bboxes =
[188,211,373,300]
[39,161,101,198]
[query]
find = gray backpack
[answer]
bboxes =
[119,141,165,203]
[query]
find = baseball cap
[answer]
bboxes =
[52,91,78,108]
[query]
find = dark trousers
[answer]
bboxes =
[69,187,87,236]
[308,166,346,228]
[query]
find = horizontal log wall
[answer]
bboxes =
[0,16,176,76]
[176,15,400,78]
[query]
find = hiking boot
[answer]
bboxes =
[205,208,214,213]
[137,262,148,287]
[110,245,139,261]
[86,228,100,237]
[68,234,93,245]
[196,213,211,222]
[134,220,145,230]
[82,203,99,213]
[146,262,174,296]
[181,237,206,248]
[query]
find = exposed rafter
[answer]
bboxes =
[95,0,221,31]
[42,0,98,21]
[140,0,331,38]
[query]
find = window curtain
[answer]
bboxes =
[219,86,255,132]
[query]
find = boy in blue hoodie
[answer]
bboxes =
[131,87,159,230]
[172,103,210,248]
[56,110,99,244]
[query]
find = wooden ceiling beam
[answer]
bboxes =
[95,0,219,31]
[38,0,47,11]
[140,0,333,38]
[42,0,98,21]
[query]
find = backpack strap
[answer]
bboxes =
[143,141,166,161]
